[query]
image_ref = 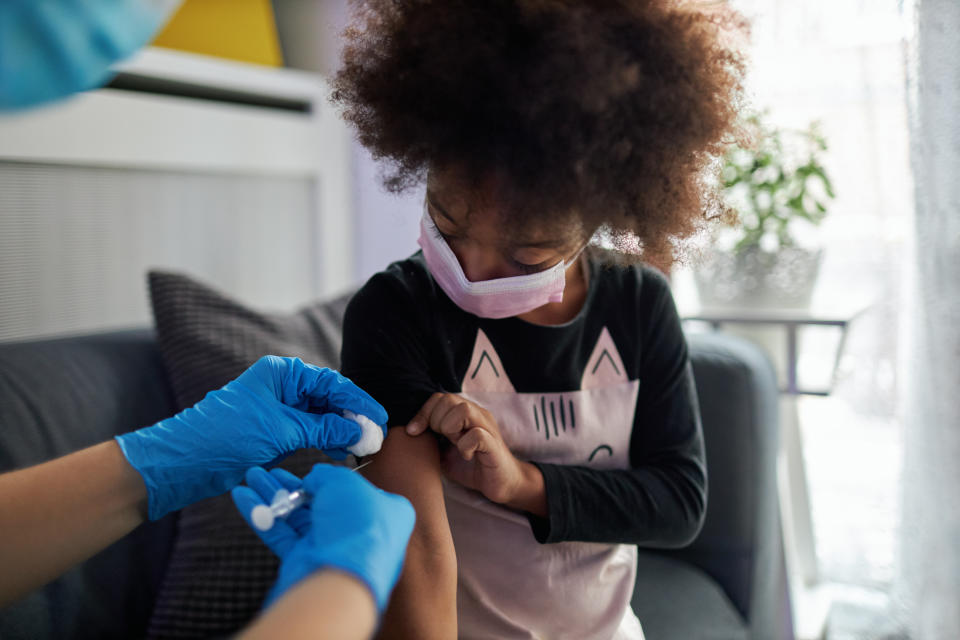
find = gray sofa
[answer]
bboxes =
[0,327,792,639]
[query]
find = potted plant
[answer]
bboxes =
[695,113,836,310]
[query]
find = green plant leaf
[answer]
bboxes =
[720,113,836,255]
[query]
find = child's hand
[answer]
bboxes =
[406,393,527,505]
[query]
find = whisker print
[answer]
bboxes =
[560,399,566,431]
[550,401,558,437]
[541,396,550,441]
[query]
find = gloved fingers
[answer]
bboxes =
[300,463,356,498]
[299,463,397,524]
[268,468,311,534]
[291,361,389,426]
[239,467,309,543]
[298,412,365,452]
[234,355,286,404]
[246,466,293,503]
[230,485,301,558]
[245,467,311,535]
[268,467,304,491]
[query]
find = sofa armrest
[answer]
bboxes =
[663,331,792,639]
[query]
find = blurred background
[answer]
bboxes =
[0,1,956,639]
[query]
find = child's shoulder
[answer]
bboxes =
[355,251,428,292]
[589,249,672,302]
[348,252,433,315]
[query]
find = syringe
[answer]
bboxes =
[251,460,372,531]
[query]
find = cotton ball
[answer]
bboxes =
[343,410,385,457]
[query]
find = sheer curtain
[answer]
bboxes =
[897,1,960,637]
[678,0,913,603]
[666,1,920,636]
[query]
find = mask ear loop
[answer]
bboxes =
[559,237,592,288]
[580,249,591,286]
[574,230,602,286]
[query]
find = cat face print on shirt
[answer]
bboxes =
[458,328,639,469]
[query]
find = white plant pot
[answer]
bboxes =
[694,245,823,311]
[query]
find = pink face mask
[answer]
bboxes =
[417,206,583,319]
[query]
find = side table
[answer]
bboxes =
[683,307,866,640]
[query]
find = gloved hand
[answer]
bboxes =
[116,356,387,520]
[232,464,415,614]
[0,0,182,110]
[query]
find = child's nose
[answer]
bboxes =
[456,245,510,282]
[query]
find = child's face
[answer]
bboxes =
[425,169,587,283]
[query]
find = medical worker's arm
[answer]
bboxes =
[361,429,458,640]
[239,571,376,640]
[0,357,384,606]
[0,440,146,606]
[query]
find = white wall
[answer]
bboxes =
[272,0,423,286]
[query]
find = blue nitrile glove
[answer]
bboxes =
[0,0,181,111]
[116,356,388,520]
[232,464,415,614]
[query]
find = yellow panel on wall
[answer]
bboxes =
[152,0,283,67]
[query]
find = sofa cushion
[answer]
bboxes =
[144,271,353,639]
[632,551,748,640]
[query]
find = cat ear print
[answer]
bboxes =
[581,327,628,389]
[462,329,516,393]
[461,326,628,394]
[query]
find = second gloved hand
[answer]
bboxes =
[232,464,415,614]
[116,356,387,520]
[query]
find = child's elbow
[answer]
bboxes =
[676,496,707,547]
[663,470,707,548]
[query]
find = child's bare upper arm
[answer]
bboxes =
[361,427,457,639]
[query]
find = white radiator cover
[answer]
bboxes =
[0,163,316,341]
[0,48,352,342]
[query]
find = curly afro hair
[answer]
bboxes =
[333,0,747,266]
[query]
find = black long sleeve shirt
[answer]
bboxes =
[340,251,706,547]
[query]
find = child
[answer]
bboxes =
[336,2,745,638]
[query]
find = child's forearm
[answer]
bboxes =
[530,456,707,547]
[363,429,458,639]
[378,532,457,639]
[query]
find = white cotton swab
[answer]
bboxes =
[342,410,385,457]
